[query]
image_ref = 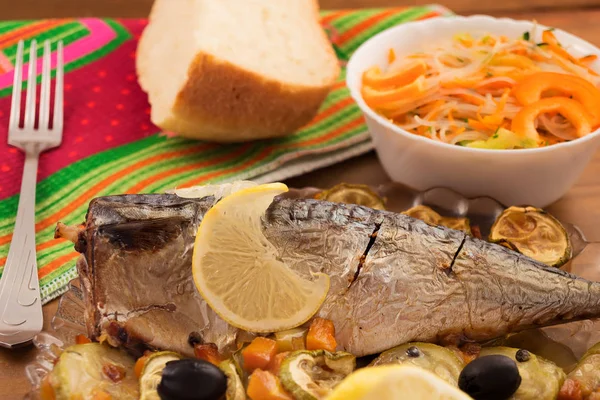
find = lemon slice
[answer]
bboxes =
[192,183,330,332]
[326,365,472,400]
[170,180,258,199]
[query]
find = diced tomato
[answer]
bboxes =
[194,343,222,366]
[242,337,278,372]
[247,369,293,400]
[306,318,337,352]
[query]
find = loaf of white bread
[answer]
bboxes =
[136,0,340,142]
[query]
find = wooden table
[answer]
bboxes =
[2,1,600,398]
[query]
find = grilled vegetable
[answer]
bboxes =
[139,351,182,400]
[267,352,291,375]
[247,369,292,400]
[45,343,139,400]
[403,205,472,234]
[315,183,386,210]
[157,359,227,400]
[458,354,522,400]
[479,346,565,399]
[274,328,307,352]
[279,350,356,400]
[242,337,278,372]
[489,206,571,267]
[306,318,337,352]
[369,342,465,386]
[559,342,600,399]
[194,343,222,366]
[220,359,247,400]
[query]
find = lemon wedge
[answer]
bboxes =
[192,183,330,333]
[326,365,472,400]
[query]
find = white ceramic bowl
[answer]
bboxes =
[346,15,600,207]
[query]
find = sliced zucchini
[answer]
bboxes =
[369,342,465,386]
[315,183,386,210]
[279,350,356,400]
[479,346,565,400]
[403,205,471,235]
[274,328,307,352]
[49,343,138,400]
[489,206,571,267]
[219,359,247,400]
[139,351,182,400]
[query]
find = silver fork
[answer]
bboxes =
[0,40,63,348]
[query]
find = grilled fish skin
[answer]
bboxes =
[63,193,600,358]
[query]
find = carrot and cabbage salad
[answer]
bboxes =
[361,27,600,149]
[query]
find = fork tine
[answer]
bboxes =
[53,41,63,134]
[38,40,51,130]
[8,41,24,132]
[23,40,37,129]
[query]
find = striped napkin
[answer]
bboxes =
[0,5,452,304]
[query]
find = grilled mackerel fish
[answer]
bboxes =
[59,194,600,358]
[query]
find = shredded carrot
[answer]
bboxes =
[580,54,598,63]
[388,48,396,64]
[359,29,600,148]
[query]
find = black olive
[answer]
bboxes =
[515,349,530,362]
[458,355,521,400]
[406,346,421,358]
[158,358,227,400]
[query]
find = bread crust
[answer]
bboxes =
[141,0,340,142]
[158,53,335,142]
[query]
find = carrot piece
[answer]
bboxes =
[511,97,594,142]
[40,375,56,400]
[194,343,222,366]
[75,334,92,344]
[362,61,427,90]
[489,53,536,69]
[362,76,428,107]
[512,72,600,126]
[134,354,150,379]
[388,48,396,64]
[267,351,290,375]
[92,392,112,400]
[242,337,278,372]
[247,370,293,400]
[306,318,337,352]
[580,54,598,64]
[542,30,600,76]
[454,92,485,106]
[468,118,493,132]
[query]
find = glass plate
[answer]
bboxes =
[24,183,600,398]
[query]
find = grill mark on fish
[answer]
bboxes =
[349,223,381,289]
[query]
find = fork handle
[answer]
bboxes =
[0,152,43,348]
